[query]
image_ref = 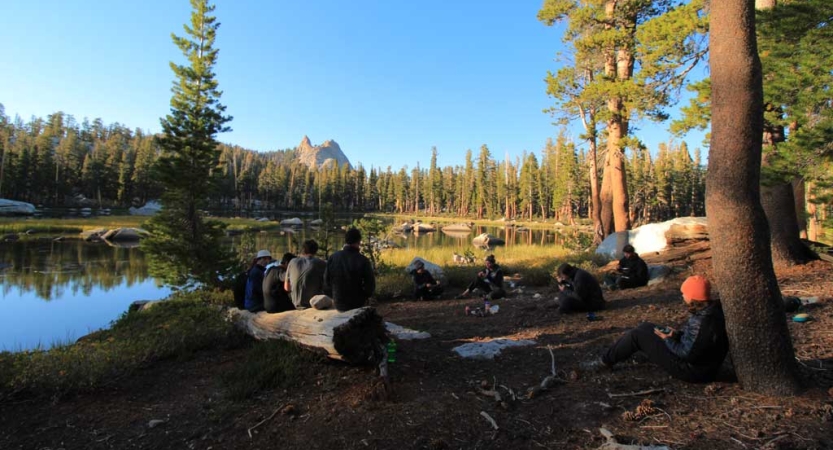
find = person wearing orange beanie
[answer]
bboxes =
[590,275,729,382]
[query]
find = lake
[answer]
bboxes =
[0,223,578,350]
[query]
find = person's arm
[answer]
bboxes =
[635,259,649,283]
[663,316,699,359]
[253,268,264,297]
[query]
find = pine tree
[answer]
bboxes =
[142,0,234,289]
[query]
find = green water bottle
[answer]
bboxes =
[386,340,397,363]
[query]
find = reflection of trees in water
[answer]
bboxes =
[0,240,151,301]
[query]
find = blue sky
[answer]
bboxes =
[0,0,707,170]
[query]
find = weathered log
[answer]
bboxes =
[228,306,387,365]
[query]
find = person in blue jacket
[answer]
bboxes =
[244,249,272,312]
[597,275,729,382]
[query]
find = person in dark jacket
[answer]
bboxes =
[244,249,272,312]
[263,252,296,313]
[606,244,649,290]
[324,228,375,312]
[411,260,444,300]
[456,254,505,300]
[597,275,729,382]
[555,263,605,313]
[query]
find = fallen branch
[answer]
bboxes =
[480,411,499,430]
[247,404,286,438]
[608,388,666,399]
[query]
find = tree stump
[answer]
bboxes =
[228,306,387,365]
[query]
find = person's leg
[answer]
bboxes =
[557,291,586,313]
[602,323,695,380]
[428,285,444,299]
[414,286,429,299]
[616,276,638,290]
[487,288,505,300]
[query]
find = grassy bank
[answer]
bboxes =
[374,244,605,299]
[0,216,284,235]
[370,212,592,231]
[0,290,244,396]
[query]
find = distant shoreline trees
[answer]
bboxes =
[0,105,714,224]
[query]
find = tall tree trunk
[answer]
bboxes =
[600,151,614,236]
[588,139,604,244]
[793,178,807,239]
[707,0,800,395]
[761,181,817,267]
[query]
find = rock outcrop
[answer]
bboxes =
[129,200,162,216]
[296,136,352,170]
[0,199,35,216]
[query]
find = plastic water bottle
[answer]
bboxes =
[484,300,491,314]
[386,340,397,363]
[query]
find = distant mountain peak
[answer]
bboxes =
[296,136,352,170]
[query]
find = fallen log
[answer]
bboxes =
[228,306,387,365]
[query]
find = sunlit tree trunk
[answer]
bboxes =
[707,0,800,395]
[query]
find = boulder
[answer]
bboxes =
[405,257,445,282]
[596,217,708,259]
[101,228,149,242]
[473,233,505,247]
[0,199,35,216]
[280,217,304,227]
[413,223,435,233]
[647,265,672,286]
[81,228,109,241]
[442,223,472,232]
[129,200,162,216]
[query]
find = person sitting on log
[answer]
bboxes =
[285,239,327,309]
[263,252,296,313]
[244,249,272,312]
[456,254,505,300]
[325,228,376,312]
[554,263,605,313]
[590,275,729,382]
[604,244,649,290]
[411,260,444,300]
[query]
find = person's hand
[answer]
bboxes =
[653,327,675,340]
[478,271,485,278]
[558,283,566,292]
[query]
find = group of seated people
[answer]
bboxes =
[243,228,376,313]
[420,244,728,383]
[247,236,728,384]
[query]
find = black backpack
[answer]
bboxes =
[233,270,249,309]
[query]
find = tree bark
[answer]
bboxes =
[793,178,807,239]
[600,151,614,237]
[588,139,604,244]
[228,306,387,365]
[761,181,817,267]
[707,0,800,395]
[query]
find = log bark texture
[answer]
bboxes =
[228,306,387,364]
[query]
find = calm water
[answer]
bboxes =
[0,223,579,350]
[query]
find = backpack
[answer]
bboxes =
[233,270,249,309]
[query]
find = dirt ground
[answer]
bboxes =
[2,257,832,450]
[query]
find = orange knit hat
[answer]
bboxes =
[680,275,711,301]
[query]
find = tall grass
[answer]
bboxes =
[0,216,284,235]
[374,244,603,298]
[0,216,145,234]
[371,212,593,231]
